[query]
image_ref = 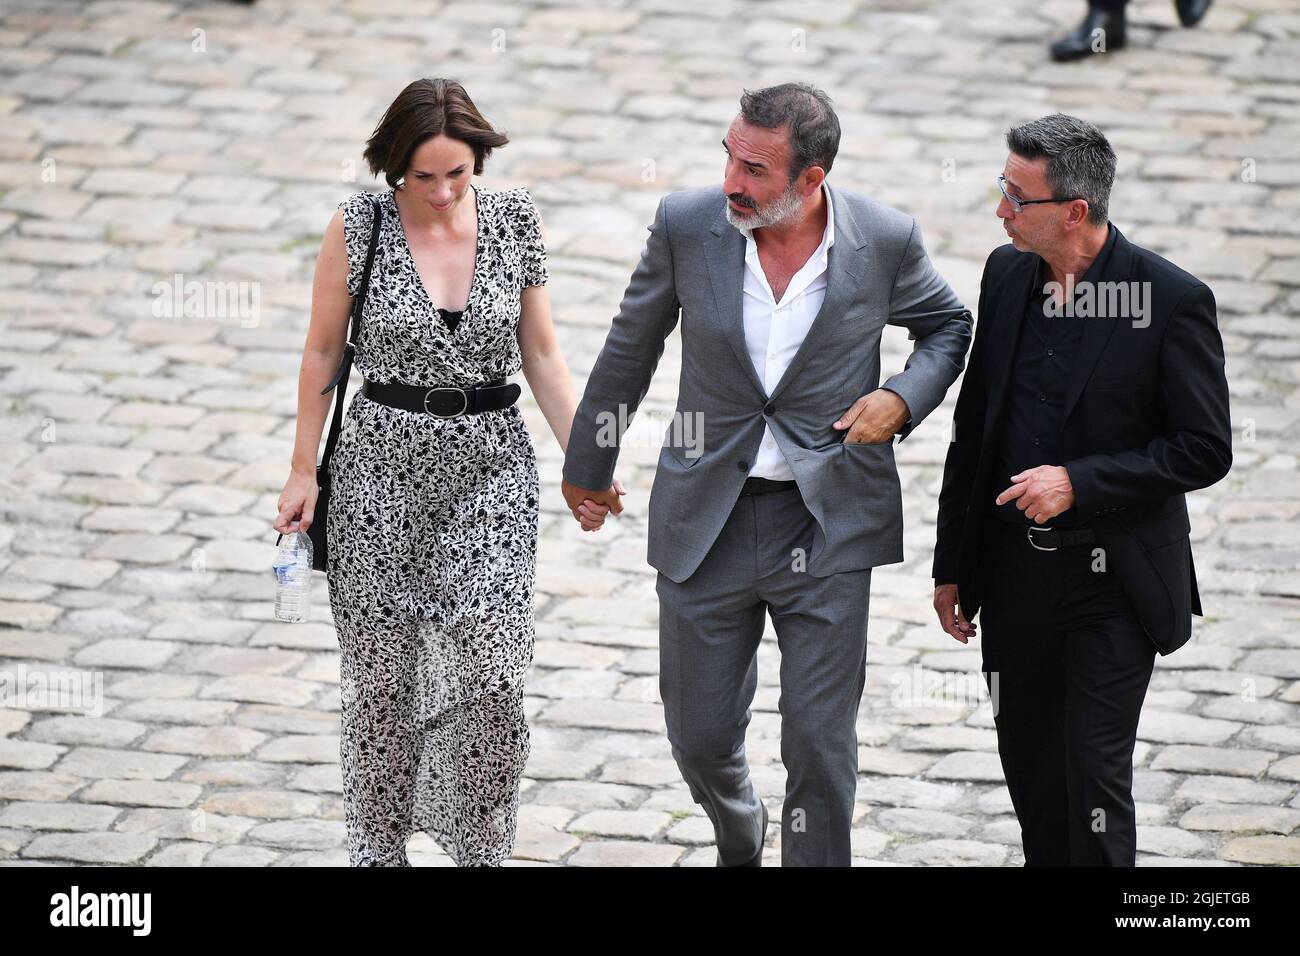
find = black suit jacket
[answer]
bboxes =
[933,226,1232,655]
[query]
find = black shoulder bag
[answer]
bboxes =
[277,194,384,571]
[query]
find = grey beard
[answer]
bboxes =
[725,181,804,231]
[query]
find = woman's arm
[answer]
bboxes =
[517,283,577,454]
[292,209,354,474]
[518,284,623,531]
[274,210,353,535]
[515,199,623,531]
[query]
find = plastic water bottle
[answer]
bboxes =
[273,529,313,623]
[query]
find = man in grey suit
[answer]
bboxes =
[561,83,973,866]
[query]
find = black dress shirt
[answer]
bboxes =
[994,223,1118,527]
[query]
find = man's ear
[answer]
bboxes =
[800,164,827,196]
[1065,198,1091,229]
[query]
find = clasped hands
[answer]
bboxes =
[561,478,626,532]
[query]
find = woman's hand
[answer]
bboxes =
[274,468,320,535]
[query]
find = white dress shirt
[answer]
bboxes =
[736,182,835,481]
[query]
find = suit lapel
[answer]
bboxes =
[1061,226,1132,421]
[769,183,865,402]
[704,181,867,403]
[703,213,766,397]
[985,252,1038,427]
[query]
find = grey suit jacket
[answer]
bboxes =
[563,181,973,583]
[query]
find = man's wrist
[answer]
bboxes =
[881,386,911,425]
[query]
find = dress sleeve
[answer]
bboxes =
[337,191,377,298]
[512,187,549,288]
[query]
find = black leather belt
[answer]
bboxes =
[740,477,799,496]
[360,376,520,418]
[1023,524,1096,552]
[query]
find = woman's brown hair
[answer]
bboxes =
[363,78,508,188]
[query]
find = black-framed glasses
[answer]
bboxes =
[996,175,1082,214]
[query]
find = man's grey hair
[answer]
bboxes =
[739,82,840,182]
[1005,113,1116,225]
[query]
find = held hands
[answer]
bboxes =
[833,388,909,444]
[561,477,626,533]
[995,465,1075,524]
[934,584,976,644]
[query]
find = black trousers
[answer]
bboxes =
[978,520,1156,866]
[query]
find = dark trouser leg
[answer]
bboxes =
[757,488,872,867]
[1061,559,1156,866]
[980,521,1157,866]
[979,524,1070,866]
[657,493,767,865]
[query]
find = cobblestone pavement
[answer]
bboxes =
[0,0,1298,867]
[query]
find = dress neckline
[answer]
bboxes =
[388,184,482,339]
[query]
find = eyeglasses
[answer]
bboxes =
[996,175,1082,214]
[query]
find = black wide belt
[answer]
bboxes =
[740,477,799,496]
[1022,524,1097,552]
[360,377,519,418]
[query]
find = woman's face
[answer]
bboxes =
[401,135,476,214]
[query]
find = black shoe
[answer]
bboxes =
[1049,6,1127,62]
[1175,0,1212,27]
[716,802,768,867]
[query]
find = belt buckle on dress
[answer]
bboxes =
[423,387,468,418]
[1027,524,1058,552]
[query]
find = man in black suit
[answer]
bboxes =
[932,113,1232,866]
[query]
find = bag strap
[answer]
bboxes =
[319,194,383,467]
[276,195,383,550]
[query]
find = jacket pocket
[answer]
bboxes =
[668,444,703,468]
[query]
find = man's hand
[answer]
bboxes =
[833,388,910,444]
[934,584,976,644]
[562,478,626,532]
[995,465,1075,524]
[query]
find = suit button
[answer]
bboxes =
[737,459,749,471]
[763,402,775,416]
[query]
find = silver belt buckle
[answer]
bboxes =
[1027,524,1058,552]
[423,387,468,418]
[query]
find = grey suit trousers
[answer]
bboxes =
[656,483,872,867]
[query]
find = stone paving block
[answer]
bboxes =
[1151,745,1279,777]
[566,839,685,867]
[1219,836,1300,865]
[1180,803,1300,834]
[21,831,156,863]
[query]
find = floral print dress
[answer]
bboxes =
[325,183,546,866]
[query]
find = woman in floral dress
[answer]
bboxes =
[273,78,623,865]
